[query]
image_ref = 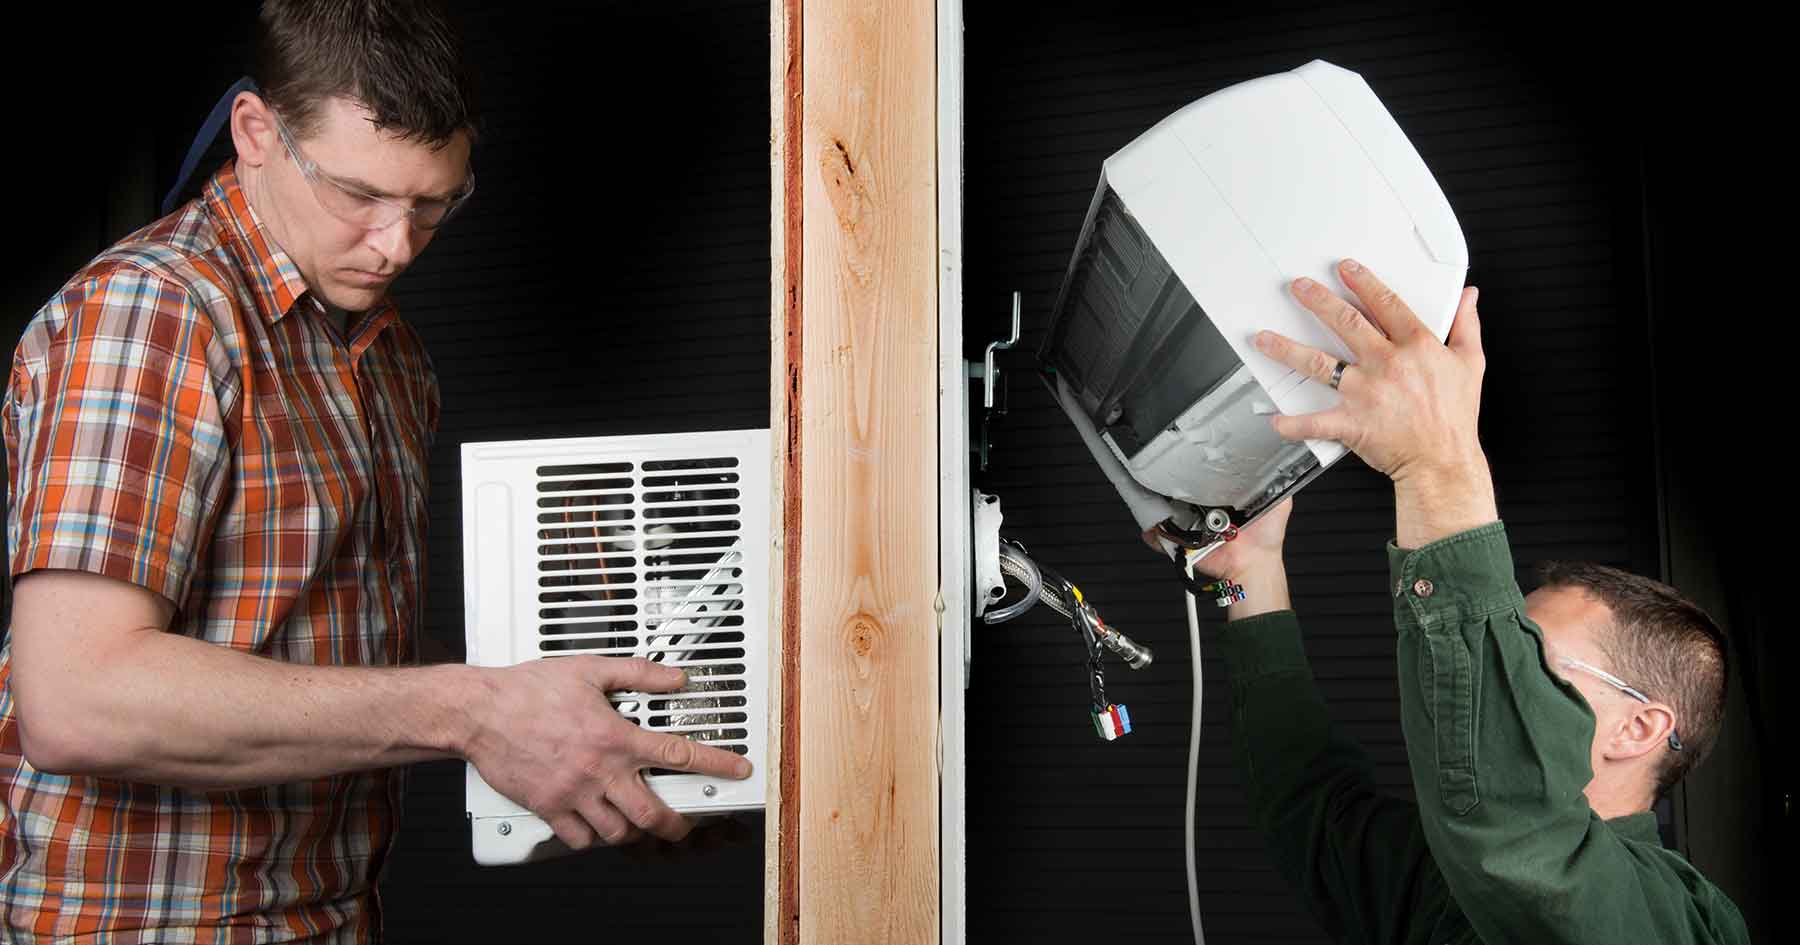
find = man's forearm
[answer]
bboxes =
[1212,562,1445,945]
[1393,452,1499,549]
[28,626,480,790]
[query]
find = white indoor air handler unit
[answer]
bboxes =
[461,429,769,865]
[1035,58,1468,554]
[973,59,1467,945]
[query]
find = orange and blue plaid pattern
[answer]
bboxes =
[0,160,439,943]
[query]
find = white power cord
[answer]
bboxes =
[1183,551,1207,945]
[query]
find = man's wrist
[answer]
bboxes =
[1393,452,1499,549]
[418,662,490,760]
[1218,556,1291,620]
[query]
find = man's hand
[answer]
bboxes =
[1253,260,1498,548]
[461,656,754,851]
[1192,498,1292,580]
[1190,498,1294,620]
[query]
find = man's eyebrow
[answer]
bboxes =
[334,174,399,199]
[334,173,465,203]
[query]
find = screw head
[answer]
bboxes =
[702,784,718,797]
[497,821,513,836]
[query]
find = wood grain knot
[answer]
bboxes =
[818,136,871,253]
[847,614,882,658]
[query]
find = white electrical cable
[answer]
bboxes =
[1183,551,1207,945]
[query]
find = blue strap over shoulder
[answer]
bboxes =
[161,76,259,216]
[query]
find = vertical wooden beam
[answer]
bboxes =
[770,0,941,943]
[934,1,967,943]
[765,0,801,942]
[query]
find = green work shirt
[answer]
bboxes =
[1214,521,1749,944]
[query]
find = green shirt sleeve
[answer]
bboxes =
[1215,610,1453,945]
[1388,522,1749,945]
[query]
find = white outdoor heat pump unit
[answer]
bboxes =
[461,429,770,865]
[1038,59,1468,547]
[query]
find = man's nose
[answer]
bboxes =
[368,215,424,270]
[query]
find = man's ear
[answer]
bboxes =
[229,92,277,168]
[1603,701,1677,763]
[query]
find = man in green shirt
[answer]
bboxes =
[1194,260,1750,943]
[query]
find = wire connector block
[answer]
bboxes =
[1091,702,1133,740]
[1198,579,1245,607]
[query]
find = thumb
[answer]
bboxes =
[1446,286,1483,361]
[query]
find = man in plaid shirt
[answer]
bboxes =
[0,2,751,941]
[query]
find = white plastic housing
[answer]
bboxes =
[1045,60,1468,518]
[461,429,770,865]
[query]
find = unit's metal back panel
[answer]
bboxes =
[1043,185,1242,460]
[460,429,770,865]
[1042,179,1322,518]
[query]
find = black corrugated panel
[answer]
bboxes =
[376,1,771,941]
[0,2,775,938]
[2,2,1691,942]
[963,3,1657,942]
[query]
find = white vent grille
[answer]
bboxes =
[534,457,752,761]
[461,430,770,865]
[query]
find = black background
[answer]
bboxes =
[3,2,1781,943]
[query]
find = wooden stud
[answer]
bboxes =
[769,0,941,942]
[767,0,802,942]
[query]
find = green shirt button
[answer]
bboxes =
[1413,578,1436,598]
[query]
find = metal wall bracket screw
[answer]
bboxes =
[967,291,1024,470]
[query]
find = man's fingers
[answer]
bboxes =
[1252,330,1349,391]
[1270,408,1353,445]
[1338,259,1426,344]
[546,812,598,851]
[575,793,637,846]
[1445,286,1483,364]
[588,655,688,694]
[609,776,692,842]
[1289,276,1388,357]
[633,728,755,781]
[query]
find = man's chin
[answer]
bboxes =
[319,284,388,314]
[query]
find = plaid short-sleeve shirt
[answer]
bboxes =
[0,161,439,944]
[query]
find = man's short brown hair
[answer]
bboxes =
[1535,561,1727,797]
[253,0,478,147]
